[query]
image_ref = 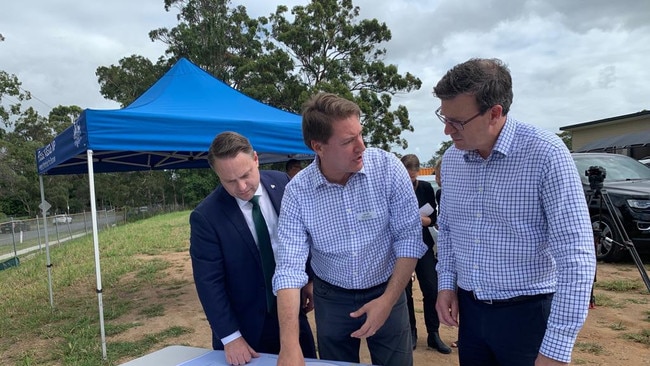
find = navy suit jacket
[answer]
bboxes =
[190,170,290,350]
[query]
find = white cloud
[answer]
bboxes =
[1,0,648,163]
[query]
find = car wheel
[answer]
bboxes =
[591,214,625,262]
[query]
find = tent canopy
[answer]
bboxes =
[33,57,314,359]
[36,58,312,175]
[576,129,650,152]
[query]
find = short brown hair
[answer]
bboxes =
[400,154,420,171]
[301,92,361,150]
[433,58,513,116]
[207,131,253,169]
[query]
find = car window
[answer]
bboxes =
[573,154,650,184]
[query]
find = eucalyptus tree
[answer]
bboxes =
[149,0,268,89]
[264,0,422,150]
[90,0,424,209]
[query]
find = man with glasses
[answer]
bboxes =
[433,58,596,366]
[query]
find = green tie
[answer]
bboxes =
[250,195,276,313]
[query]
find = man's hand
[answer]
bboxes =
[277,345,305,366]
[223,337,259,365]
[349,295,392,338]
[301,281,314,313]
[435,289,459,327]
[535,353,569,366]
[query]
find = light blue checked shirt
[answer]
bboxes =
[273,147,426,291]
[437,117,596,363]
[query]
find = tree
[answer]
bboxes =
[96,55,168,107]
[149,0,268,89]
[428,140,453,166]
[99,0,422,151]
[265,0,422,150]
[557,131,572,151]
[0,64,42,217]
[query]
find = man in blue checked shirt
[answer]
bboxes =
[273,92,427,366]
[433,58,596,366]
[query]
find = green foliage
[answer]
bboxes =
[96,55,169,107]
[265,0,422,150]
[103,0,422,151]
[0,69,31,129]
[2,0,425,218]
[427,140,454,166]
[558,130,572,150]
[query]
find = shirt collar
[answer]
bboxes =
[463,116,517,162]
[235,184,265,210]
[308,152,368,188]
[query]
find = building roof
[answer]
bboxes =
[560,110,650,131]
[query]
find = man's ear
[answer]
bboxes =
[310,140,322,153]
[488,104,504,124]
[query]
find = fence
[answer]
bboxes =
[0,209,127,261]
[0,205,189,263]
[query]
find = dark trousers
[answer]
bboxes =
[256,310,317,358]
[405,246,440,335]
[313,276,413,366]
[457,288,553,366]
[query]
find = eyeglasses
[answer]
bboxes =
[435,107,487,131]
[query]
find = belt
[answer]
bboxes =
[314,275,388,294]
[461,288,553,305]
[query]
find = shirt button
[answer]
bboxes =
[473,265,479,269]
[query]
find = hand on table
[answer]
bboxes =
[224,337,259,365]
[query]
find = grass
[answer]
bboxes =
[574,341,605,355]
[608,322,627,331]
[593,293,626,308]
[595,279,643,292]
[623,328,650,345]
[0,211,192,366]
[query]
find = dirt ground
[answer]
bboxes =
[116,252,650,365]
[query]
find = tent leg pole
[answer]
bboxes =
[39,175,54,308]
[87,150,107,360]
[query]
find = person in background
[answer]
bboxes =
[285,159,302,179]
[433,58,596,366]
[274,92,426,366]
[189,131,316,366]
[400,154,451,354]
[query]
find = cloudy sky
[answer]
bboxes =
[1,0,649,161]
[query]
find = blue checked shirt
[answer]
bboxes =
[437,117,596,363]
[273,147,427,291]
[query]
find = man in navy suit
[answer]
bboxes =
[190,131,316,366]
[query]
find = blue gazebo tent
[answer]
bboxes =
[35,58,312,359]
